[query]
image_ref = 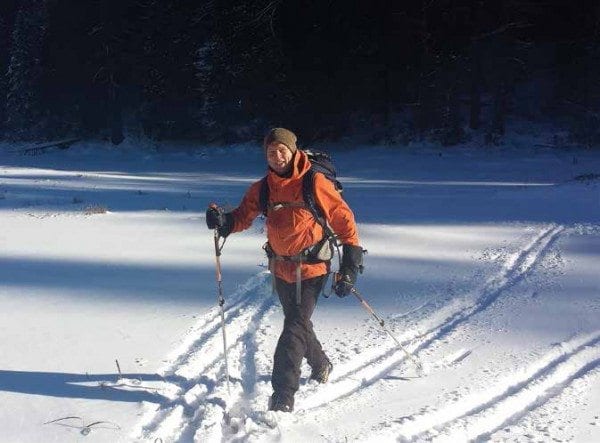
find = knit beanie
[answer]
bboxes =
[263,128,298,154]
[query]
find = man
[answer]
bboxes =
[206,128,363,412]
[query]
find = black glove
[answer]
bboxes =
[206,204,234,238]
[334,244,364,297]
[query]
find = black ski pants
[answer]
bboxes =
[271,274,328,399]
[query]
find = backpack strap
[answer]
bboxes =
[302,169,339,244]
[302,169,326,227]
[259,176,269,217]
[303,168,342,277]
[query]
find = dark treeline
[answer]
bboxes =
[0,0,599,146]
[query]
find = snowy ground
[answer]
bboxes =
[0,139,598,442]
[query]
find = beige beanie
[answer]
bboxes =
[263,128,298,154]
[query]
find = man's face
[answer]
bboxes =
[266,142,294,175]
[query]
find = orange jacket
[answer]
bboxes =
[231,150,359,283]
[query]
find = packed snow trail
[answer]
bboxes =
[126,224,570,442]
[368,332,600,442]
[273,223,587,443]
[1,141,598,443]
[131,273,276,442]
[277,225,565,413]
[218,224,566,441]
[411,224,564,351]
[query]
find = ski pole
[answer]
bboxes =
[350,286,424,375]
[213,228,231,394]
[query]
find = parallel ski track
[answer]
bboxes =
[138,302,276,441]
[289,224,565,413]
[133,274,276,442]
[160,274,269,379]
[178,298,278,442]
[413,224,564,351]
[133,224,565,442]
[386,332,600,442]
[216,224,566,442]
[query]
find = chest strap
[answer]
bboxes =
[267,201,307,212]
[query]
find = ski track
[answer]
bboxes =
[145,301,275,442]
[131,224,566,442]
[287,224,564,413]
[160,274,269,378]
[217,223,567,442]
[131,273,276,442]
[381,332,600,442]
[186,298,277,442]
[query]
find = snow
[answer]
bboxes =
[0,138,599,442]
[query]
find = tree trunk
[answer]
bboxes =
[469,41,482,130]
[442,84,462,145]
[380,0,392,143]
[109,82,124,145]
[487,79,507,144]
[0,15,8,134]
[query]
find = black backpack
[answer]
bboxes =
[258,149,343,229]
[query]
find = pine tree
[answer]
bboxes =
[194,0,284,140]
[0,15,9,134]
[5,0,49,140]
[195,37,223,132]
[85,0,127,145]
[135,0,207,139]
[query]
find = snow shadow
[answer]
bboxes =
[0,256,260,304]
[0,170,257,213]
[1,151,598,224]
[344,181,599,225]
[0,253,476,312]
[2,172,596,224]
[0,370,184,403]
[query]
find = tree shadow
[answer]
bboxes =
[0,256,259,303]
[1,149,598,224]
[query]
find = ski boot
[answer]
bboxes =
[268,392,294,412]
[310,358,333,383]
